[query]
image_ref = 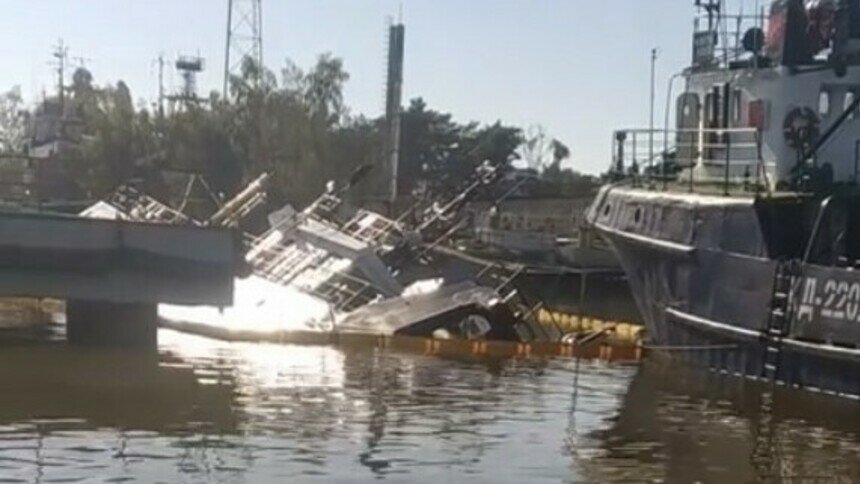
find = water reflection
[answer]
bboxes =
[0,328,855,482]
[579,360,860,483]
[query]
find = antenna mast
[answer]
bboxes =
[168,54,206,111]
[224,0,263,97]
[51,39,68,111]
[696,0,722,31]
[157,54,166,118]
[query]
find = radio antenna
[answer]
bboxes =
[695,0,722,31]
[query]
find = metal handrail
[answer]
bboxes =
[692,12,766,68]
[243,231,387,296]
[341,209,401,246]
[803,196,834,264]
[106,186,197,225]
[611,126,771,195]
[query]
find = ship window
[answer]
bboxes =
[819,89,831,117]
[634,207,642,224]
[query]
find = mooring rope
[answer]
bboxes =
[641,343,738,351]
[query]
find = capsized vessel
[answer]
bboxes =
[86,165,557,343]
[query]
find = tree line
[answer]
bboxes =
[0,54,595,214]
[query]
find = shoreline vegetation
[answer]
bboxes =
[0,55,597,216]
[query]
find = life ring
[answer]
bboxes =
[783,107,820,149]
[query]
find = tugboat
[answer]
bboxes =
[588,0,860,397]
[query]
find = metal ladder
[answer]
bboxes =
[761,260,796,382]
[246,236,327,287]
[244,233,377,312]
[342,210,400,246]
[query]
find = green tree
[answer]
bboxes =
[0,87,27,152]
[399,98,522,198]
[8,53,554,212]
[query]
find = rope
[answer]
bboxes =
[641,343,738,352]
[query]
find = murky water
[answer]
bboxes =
[0,328,856,483]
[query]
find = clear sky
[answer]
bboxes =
[0,1,751,174]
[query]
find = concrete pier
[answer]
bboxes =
[0,210,237,347]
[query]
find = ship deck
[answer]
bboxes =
[609,180,810,202]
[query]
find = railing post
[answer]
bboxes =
[689,141,695,193]
[755,129,772,195]
[722,82,731,196]
[631,131,637,186]
[662,129,669,191]
[724,130,732,196]
[614,131,627,180]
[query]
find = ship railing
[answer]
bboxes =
[106,185,197,225]
[250,192,346,250]
[244,232,326,286]
[692,12,766,70]
[341,209,402,247]
[611,126,773,195]
[243,231,377,312]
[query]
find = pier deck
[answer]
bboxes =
[0,210,237,346]
[0,210,235,305]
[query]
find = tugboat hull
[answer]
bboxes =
[588,186,860,398]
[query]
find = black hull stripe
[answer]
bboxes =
[592,222,694,254]
[666,307,760,340]
[667,307,860,360]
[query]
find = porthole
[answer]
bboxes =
[603,203,611,217]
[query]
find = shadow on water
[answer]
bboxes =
[0,342,237,433]
[0,327,241,482]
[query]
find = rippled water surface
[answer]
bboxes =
[0,328,856,482]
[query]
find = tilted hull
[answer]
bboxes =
[588,186,860,398]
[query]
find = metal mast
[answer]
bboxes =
[383,19,405,203]
[170,54,206,110]
[156,54,166,119]
[51,39,68,111]
[223,0,263,97]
